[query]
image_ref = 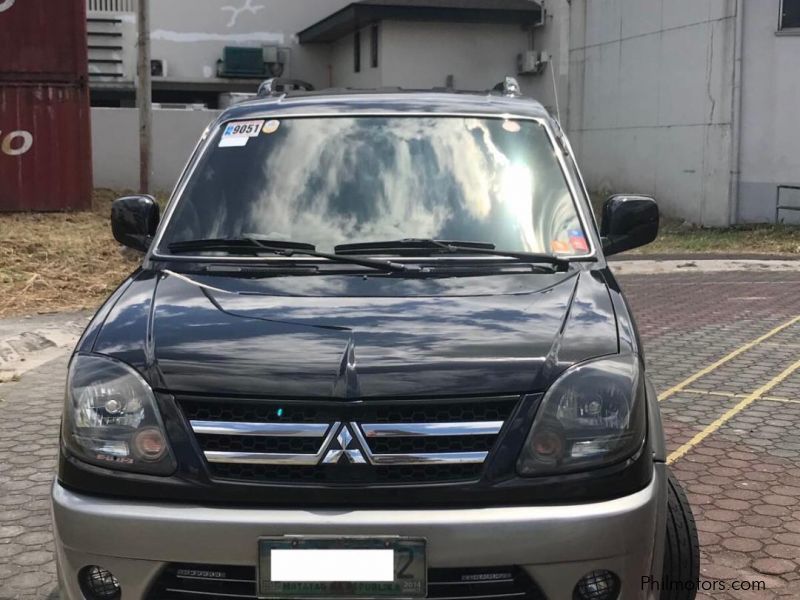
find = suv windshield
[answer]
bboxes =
[158,116,590,257]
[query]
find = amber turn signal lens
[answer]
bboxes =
[132,427,167,461]
[533,430,563,458]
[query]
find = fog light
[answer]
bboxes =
[79,565,121,600]
[573,569,619,600]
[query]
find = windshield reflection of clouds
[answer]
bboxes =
[166,117,583,254]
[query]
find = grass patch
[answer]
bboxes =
[0,189,166,318]
[589,194,800,256]
[634,222,800,255]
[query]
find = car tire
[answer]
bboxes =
[660,470,700,600]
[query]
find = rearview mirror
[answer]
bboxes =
[111,195,160,253]
[600,195,659,256]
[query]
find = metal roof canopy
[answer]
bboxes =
[297,0,543,43]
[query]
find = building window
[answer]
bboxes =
[370,25,379,68]
[780,0,800,29]
[354,30,361,73]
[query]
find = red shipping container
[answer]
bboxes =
[0,0,92,211]
[0,84,92,211]
[0,0,89,83]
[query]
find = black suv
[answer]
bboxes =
[52,78,699,600]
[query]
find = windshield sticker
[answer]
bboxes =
[262,119,280,134]
[568,229,589,252]
[550,240,572,254]
[502,120,521,133]
[219,120,265,147]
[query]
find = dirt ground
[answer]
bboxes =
[0,190,141,318]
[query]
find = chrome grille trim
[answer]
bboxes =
[190,420,329,437]
[361,421,503,437]
[369,451,488,465]
[202,421,341,465]
[185,399,515,471]
[204,451,322,465]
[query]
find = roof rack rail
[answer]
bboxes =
[257,78,315,97]
[492,76,522,97]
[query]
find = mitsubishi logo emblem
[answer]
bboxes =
[321,423,367,464]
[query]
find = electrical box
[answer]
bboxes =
[263,46,279,63]
[151,59,168,78]
[517,50,549,76]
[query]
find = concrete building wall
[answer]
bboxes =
[377,21,531,92]
[149,0,351,86]
[91,108,221,192]
[566,0,737,225]
[328,19,564,109]
[737,0,800,224]
[330,26,384,89]
[89,0,352,89]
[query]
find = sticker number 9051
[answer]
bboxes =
[219,120,265,148]
[227,122,260,136]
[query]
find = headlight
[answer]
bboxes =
[62,354,176,475]
[517,354,645,476]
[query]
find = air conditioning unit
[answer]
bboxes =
[151,59,168,78]
[517,50,549,76]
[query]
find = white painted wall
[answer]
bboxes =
[330,25,384,89]
[376,21,530,92]
[91,107,221,192]
[737,0,800,224]
[89,0,353,88]
[150,0,353,86]
[566,0,737,225]
[328,19,563,111]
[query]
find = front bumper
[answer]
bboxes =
[52,464,666,600]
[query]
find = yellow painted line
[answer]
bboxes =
[667,357,800,464]
[681,388,797,403]
[762,396,800,405]
[681,388,741,399]
[658,315,800,402]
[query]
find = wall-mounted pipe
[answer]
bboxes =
[728,0,744,225]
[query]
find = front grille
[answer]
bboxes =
[146,564,547,600]
[178,397,518,484]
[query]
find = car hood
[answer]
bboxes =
[92,269,618,398]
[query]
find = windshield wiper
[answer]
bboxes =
[335,238,571,269]
[169,238,316,254]
[167,236,417,274]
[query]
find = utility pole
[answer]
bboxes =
[137,0,152,194]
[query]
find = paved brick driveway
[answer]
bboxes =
[1,269,799,599]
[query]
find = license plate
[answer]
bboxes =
[257,537,427,599]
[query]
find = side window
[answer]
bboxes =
[354,30,361,73]
[781,0,800,29]
[370,25,379,68]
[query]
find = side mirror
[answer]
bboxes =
[600,195,659,256]
[111,195,160,252]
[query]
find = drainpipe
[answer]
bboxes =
[728,0,744,225]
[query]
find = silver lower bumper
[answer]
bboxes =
[52,464,666,600]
